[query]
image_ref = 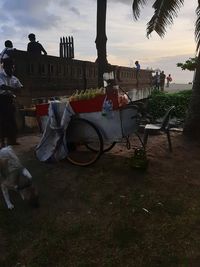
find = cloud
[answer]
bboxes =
[1,0,60,30]
[0,0,196,84]
[69,7,81,16]
[0,25,18,40]
[14,14,60,30]
[58,0,71,7]
[2,0,50,11]
[2,0,50,15]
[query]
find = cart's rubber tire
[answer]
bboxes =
[66,118,103,166]
[102,142,116,152]
[86,141,116,153]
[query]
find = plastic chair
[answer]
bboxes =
[143,106,175,152]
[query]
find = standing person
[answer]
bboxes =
[135,60,140,87]
[153,71,160,90]
[0,40,16,65]
[0,59,23,147]
[166,74,172,87]
[135,60,140,71]
[27,33,47,55]
[160,71,166,91]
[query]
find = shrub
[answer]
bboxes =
[147,89,192,120]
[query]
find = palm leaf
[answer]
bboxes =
[132,0,148,20]
[195,1,200,51]
[147,0,184,37]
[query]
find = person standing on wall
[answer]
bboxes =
[0,59,23,147]
[135,60,140,87]
[135,60,140,71]
[166,74,172,87]
[27,33,47,55]
[160,71,166,91]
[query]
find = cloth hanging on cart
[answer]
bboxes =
[35,101,74,162]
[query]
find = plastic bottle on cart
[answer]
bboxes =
[102,99,113,118]
[107,99,114,118]
[101,100,107,116]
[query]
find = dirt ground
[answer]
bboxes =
[1,131,200,266]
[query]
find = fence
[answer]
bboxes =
[59,36,74,59]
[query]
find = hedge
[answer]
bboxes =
[147,89,192,120]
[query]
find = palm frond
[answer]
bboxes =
[132,0,148,20]
[147,0,184,37]
[195,1,200,52]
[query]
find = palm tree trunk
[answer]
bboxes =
[183,52,200,140]
[95,0,108,87]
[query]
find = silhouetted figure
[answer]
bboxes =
[166,74,172,87]
[135,60,140,71]
[135,61,140,87]
[153,72,160,90]
[160,71,166,91]
[27,33,47,55]
[0,40,16,65]
[0,59,23,147]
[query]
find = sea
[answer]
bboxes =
[165,83,192,93]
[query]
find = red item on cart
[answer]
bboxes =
[35,103,49,116]
[70,93,119,113]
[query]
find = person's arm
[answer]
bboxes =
[0,84,13,96]
[0,82,22,97]
[0,84,13,90]
[0,76,23,91]
[12,76,23,89]
[40,44,47,55]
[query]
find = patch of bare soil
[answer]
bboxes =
[1,131,200,266]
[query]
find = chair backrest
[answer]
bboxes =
[160,106,175,131]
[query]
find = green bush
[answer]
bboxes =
[148,89,192,120]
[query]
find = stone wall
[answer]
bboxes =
[13,50,153,106]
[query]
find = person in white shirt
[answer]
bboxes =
[0,58,23,147]
[0,40,16,65]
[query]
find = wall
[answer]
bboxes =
[13,50,153,106]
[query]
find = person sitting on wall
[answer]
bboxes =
[0,58,23,147]
[0,40,16,66]
[27,33,47,55]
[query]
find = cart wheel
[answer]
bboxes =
[86,141,116,153]
[103,142,116,152]
[66,118,103,166]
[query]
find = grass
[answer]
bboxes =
[1,133,200,266]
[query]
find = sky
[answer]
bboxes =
[0,0,197,83]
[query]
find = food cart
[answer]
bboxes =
[35,90,143,166]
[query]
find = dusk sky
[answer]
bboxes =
[0,0,197,83]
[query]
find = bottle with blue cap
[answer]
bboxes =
[102,98,113,118]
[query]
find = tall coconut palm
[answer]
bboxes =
[132,0,200,140]
[95,0,108,87]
